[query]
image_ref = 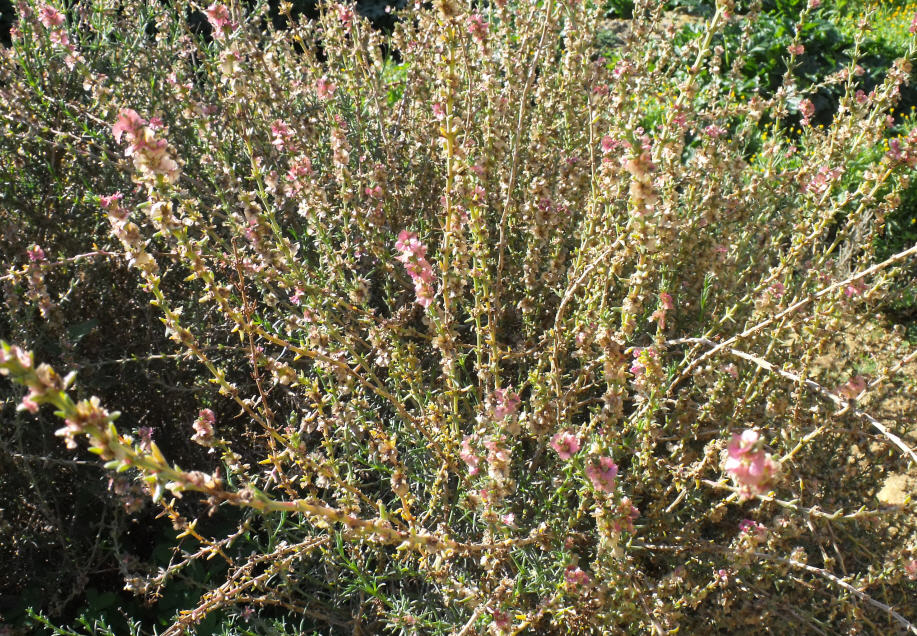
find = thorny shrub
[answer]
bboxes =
[2,0,917,632]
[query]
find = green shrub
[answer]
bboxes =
[2,0,917,633]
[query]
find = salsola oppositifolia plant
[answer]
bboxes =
[2,0,917,632]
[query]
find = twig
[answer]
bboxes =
[666,243,917,397]
[700,479,899,520]
[632,541,917,634]
[669,337,917,466]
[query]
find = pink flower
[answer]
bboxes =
[490,610,511,630]
[564,565,591,589]
[38,4,65,28]
[431,102,445,121]
[394,230,436,308]
[491,388,520,419]
[808,0,820,7]
[724,429,780,498]
[338,5,354,26]
[460,436,480,475]
[112,108,146,144]
[738,518,767,539]
[585,456,618,492]
[704,124,727,138]
[799,98,815,125]
[844,279,866,298]
[138,426,154,451]
[48,28,69,47]
[21,392,40,413]
[192,408,216,446]
[651,292,675,329]
[271,119,292,149]
[99,192,123,209]
[838,375,867,401]
[205,3,234,37]
[467,13,488,41]
[787,44,805,56]
[612,497,639,533]
[26,244,46,262]
[550,430,581,460]
[315,77,336,100]
[905,559,917,580]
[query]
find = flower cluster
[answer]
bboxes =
[192,408,216,447]
[394,230,435,308]
[204,3,236,39]
[490,387,520,420]
[37,3,79,67]
[112,108,180,185]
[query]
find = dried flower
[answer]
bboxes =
[192,408,216,446]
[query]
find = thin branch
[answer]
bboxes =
[669,337,917,466]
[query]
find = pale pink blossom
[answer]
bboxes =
[192,408,216,446]
[394,230,436,308]
[564,565,591,589]
[137,426,154,452]
[271,119,292,149]
[844,279,866,298]
[612,497,639,533]
[704,124,727,138]
[112,108,146,144]
[838,375,867,401]
[905,559,917,580]
[738,518,767,539]
[205,3,234,37]
[48,29,69,47]
[550,430,581,460]
[100,192,123,209]
[27,245,46,262]
[787,44,805,56]
[467,13,488,42]
[724,429,780,498]
[21,393,40,413]
[460,436,480,475]
[38,4,65,28]
[315,77,336,100]
[799,98,815,125]
[585,456,618,492]
[491,388,520,419]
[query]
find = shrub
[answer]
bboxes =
[2,0,917,633]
